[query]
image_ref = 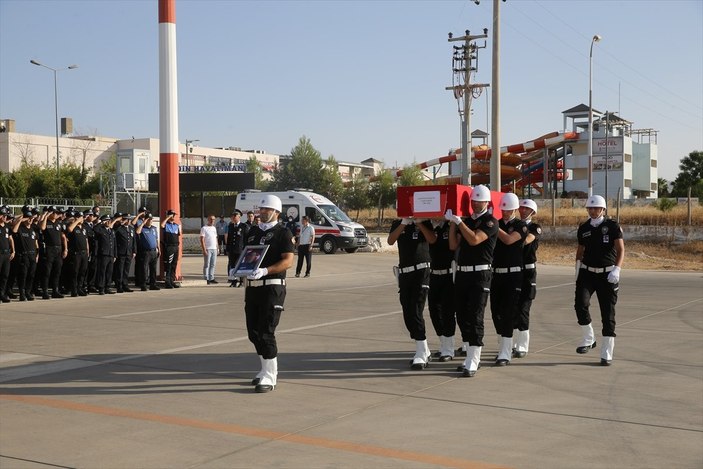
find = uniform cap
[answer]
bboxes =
[499,193,520,211]
[144,212,153,219]
[113,212,124,218]
[0,207,8,215]
[166,209,177,216]
[23,210,33,217]
[232,209,242,216]
[31,207,40,215]
[44,205,56,213]
[520,199,538,214]
[586,195,607,209]
[138,206,148,213]
[100,214,112,221]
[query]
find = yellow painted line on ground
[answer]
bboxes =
[0,393,509,469]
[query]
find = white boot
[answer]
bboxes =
[411,340,431,369]
[514,330,530,358]
[252,355,265,385]
[496,337,512,365]
[462,345,482,377]
[255,357,277,392]
[600,336,615,366]
[576,324,596,354]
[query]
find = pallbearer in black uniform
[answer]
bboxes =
[575,195,624,366]
[65,211,90,297]
[40,207,68,299]
[387,214,437,370]
[0,206,15,303]
[161,209,181,289]
[243,195,294,393]
[490,193,528,366]
[514,199,541,358]
[446,185,498,377]
[428,218,456,361]
[11,209,39,301]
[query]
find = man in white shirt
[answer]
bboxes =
[295,215,315,278]
[200,215,219,284]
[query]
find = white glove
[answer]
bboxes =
[401,218,413,225]
[607,266,621,284]
[444,209,462,225]
[247,267,268,280]
[575,260,582,281]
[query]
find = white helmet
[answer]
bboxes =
[259,194,282,212]
[586,195,606,209]
[471,184,491,202]
[500,193,520,210]
[520,199,538,214]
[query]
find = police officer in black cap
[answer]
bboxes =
[11,209,39,301]
[65,211,90,296]
[39,206,68,299]
[161,209,181,289]
[113,213,136,292]
[0,206,15,302]
[94,214,117,294]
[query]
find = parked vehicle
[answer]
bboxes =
[235,190,368,254]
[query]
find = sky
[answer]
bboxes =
[1,0,701,181]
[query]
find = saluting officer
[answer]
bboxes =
[514,199,541,358]
[40,206,68,299]
[445,185,498,377]
[93,214,117,295]
[65,211,90,297]
[113,213,136,292]
[83,210,98,293]
[136,213,160,291]
[161,209,181,289]
[490,193,528,366]
[243,195,295,393]
[12,209,39,301]
[428,217,457,362]
[575,195,624,366]
[0,206,15,303]
[226,209,249,287]
[132,206,149,288]
[387,214,437,370]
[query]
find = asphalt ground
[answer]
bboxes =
[0,252,701,469]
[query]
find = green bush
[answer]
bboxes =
[654,198,677,212]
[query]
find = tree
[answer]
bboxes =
[270,136,324,191]
[317,156,345,203]
[397,163,424,187]
[657,178,670,197]
[671,150,703,198]
[246,155,267,190]
[344,172,371,220]
[369,169,395,228]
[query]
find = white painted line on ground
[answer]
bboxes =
[102,302,229,319]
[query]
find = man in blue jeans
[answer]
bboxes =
[200,215,219,284]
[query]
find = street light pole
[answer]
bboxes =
[30,59,78,181]
[587,35,601,197]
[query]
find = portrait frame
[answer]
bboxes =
[229,245,269,278]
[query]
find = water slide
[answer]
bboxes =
[399,131,579,188]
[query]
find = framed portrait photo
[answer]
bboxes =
[229,245,269,279]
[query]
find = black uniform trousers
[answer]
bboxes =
[398,268,430,341]
[163,245,179,286]
[245,284,286,359]
[42,246,63,294]
[86,252,97,290]
[490,271,522,337]
[454,270,491,346]
[428,272,456,338]
[70,252,88,294]
[96,255,114,292]
[516,268,537,331]
[295,245,312,275]
[575,270,618,337]
[15,252,37,298]
[140,250,158,287]
[113,256,130,291]
[134,250,144,287]
[0,252,10,298]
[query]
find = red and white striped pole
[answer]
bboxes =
[158,0,181,279]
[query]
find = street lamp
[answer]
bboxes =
[30,59,79,180]
[587,34,601,196]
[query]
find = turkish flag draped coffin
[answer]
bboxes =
[396,184,504,219]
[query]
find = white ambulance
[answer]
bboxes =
[235,190,368,254]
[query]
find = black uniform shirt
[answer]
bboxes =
[93,224,116,257]
[43,220,63,247]
[16,224,37,254]
[390,219,432,268]
[577,218,623,267]
[227,222,250,253]
[114,224,135,256]
[523,222,541,265]
[456,212,498,266]
[429,221,454,269]
[246,223,295,280]
[68,225,89,253]
[0,224,11,252]
[493,218,528,268]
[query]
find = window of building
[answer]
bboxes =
[625,179,632,187]
[651,159,657,167]
[651,182,657,191]
[624,154,632,163]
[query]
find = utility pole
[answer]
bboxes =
[447,29,489,186]
[490,0,501,191]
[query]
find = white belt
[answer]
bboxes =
[431,269,451,275]
[524,263,536,269]
[494,266,522,274]
[457,264,491,272]
[399,262,430,274]
[580,264,614,273]
[247,278,286,287]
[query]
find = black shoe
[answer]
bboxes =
[251,377,261,386]
[494,359,510,367]
[116,289,124,293]
[438,354,453,362]
[304,273,310,278]
[78,290,88,297]
[512,350,527,359]
[7,292,17,299]
[149,285,160,291]
[164,284,173,289]
[295,273,300,278]
[98,290,105,295]
[600,359,612,366]
[209,279,218,285]
[52,292,64,299]
[141,286,148,291]
[26,294,34,301]
[254,384,274,393]
[42,293,51,300]
[462,368,477,377]
[206,280,211,285]
[172,283,180,288]
[1,296,10,303]
[19,295,27,302]
[71,291,78,297]
[88,287,99,294]
[105,289,115,294]
[123,287,133,293]
[576,342,597,354]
